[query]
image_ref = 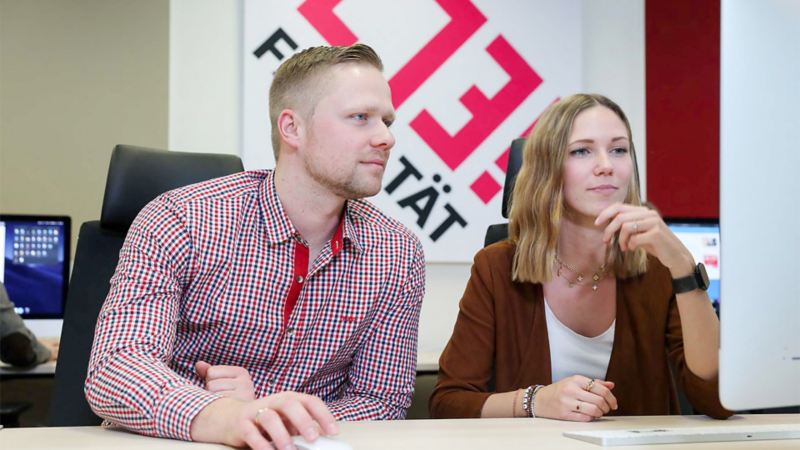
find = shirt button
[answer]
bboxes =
[286,327,295,335]
[295,275,304,283]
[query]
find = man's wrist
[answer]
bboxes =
[190,396,242,444]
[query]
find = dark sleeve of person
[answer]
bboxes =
[665,293,733,419]
[429,249,497,418]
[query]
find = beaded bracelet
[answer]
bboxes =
[523,384,545,418]
[521,386,535,417]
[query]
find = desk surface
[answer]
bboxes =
[3,414,799,449]
[0,360,56,377]
[415,351,440,372]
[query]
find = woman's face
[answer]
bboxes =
[561,105,634,220]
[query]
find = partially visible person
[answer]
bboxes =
[86,43,425,450]
[430,94,731,421]
[0,281,58,367]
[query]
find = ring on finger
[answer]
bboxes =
[576,401,581,412]
[584,379,595,392]
[632,222,640,233]
[254,407,269,422]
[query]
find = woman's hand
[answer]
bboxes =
[196,360,256,401]
[534,375,617,421]
[595,203,695,278]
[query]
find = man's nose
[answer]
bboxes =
[372,123,395,151]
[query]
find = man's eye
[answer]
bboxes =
[383,118,394,128]
[353,113,368,121]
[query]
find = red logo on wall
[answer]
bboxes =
[299,0,553,205]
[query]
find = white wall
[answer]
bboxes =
[168,0,645,355]
[169,0,242,154]
[582,0,646,198]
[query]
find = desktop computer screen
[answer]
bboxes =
[665,218,720,313]
[719,0,800,411]
[0,214,71,318]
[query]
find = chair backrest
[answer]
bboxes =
[49,145,244,426]
[484,138,525,246]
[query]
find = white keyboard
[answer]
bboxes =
[563,424,800,446]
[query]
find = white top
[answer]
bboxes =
[544,298,615,382]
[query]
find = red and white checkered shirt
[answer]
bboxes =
[85,170,425,440]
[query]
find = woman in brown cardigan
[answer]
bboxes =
[430,94,731,421]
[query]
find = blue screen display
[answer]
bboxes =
[666,221,720,309]
[0,216,70,318]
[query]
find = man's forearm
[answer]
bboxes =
[326,393,408,420]
[85,350,220,439]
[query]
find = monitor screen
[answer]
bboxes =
[719,0,800,411]
[665,218,720,312]
[0,214,71,318]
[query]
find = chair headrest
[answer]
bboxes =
[501,138,526,218]
[100,145,244,231]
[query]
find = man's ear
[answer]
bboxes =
[277,109,303,151]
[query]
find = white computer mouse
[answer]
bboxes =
[291,435,354,450]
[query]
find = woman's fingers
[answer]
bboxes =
[586,380,618,411]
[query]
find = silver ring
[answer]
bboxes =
[632,222,640,233]
[254,407,268,422]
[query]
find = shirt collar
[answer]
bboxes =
[259,170,297,244]
[259,170,363,254]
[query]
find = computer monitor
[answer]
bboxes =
[0,214,71,319]
[719,0,800,411]
[665,218,720,314]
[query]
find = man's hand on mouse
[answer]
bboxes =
[190,392,339,450]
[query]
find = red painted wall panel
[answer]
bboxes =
[645,0,720,218]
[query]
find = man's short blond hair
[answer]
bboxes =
[268,43,384,159]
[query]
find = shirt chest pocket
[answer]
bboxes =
[292,282,386,371]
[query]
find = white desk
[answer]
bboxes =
[0,360,56,378]
[415,351,440,373]
[3,414,799,449]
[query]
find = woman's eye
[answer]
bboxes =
[611,147,629,155]
[570,148,589,157]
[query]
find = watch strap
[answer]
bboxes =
[672,263,708,294]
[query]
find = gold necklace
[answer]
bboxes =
[555,254,607,292]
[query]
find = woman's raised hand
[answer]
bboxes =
[595,203,695,278]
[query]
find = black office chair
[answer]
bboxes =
[484,138,525,247]
[49,145,244,426]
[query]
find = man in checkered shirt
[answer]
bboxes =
[85,43,425,449]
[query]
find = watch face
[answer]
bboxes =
[697,263,710,290]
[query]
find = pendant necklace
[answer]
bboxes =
[554,254,607,292]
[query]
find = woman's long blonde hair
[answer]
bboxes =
[508,94,647,283]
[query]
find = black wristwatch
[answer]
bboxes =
[672,262,710,294]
